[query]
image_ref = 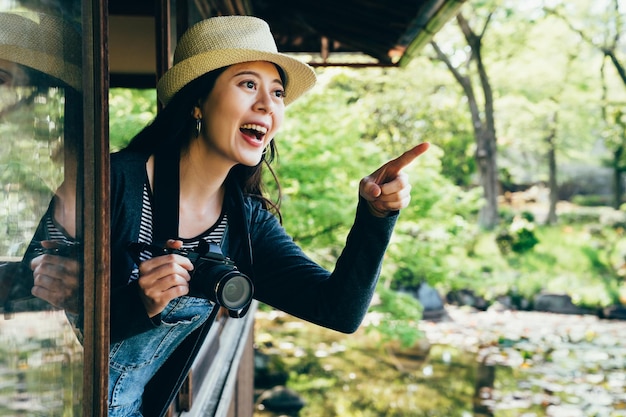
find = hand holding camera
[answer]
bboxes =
[30,240,81,313]
[128,239,254,318]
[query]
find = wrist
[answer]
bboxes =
[366,202,390,218]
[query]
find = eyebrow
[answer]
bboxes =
[233,70,283,86]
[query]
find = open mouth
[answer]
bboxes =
[240,123,267,142]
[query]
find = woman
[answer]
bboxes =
[33,15,429,416]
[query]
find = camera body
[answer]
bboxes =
[128,241,254,318]
[32,241,81,258]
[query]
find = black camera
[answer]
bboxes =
[32,241,81,258]
[127,241,254,318]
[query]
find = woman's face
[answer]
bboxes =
[197,60,286,167]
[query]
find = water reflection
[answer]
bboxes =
[0,3,84,415]
[0,311,83,415]
[255,308,626,417]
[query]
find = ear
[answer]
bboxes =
[192,106,202,119]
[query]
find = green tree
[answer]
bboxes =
[356,62,476,188]
[545,0,626,209]
[430,3,501,230]
[276,68,483,292]
[108,88,156,151]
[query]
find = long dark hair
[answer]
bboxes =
[125,67,283,220]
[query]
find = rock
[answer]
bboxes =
[446,289,489,311]
[533,292,585,314]
[417,283,446,321]
[417,283,444,310]
[254,350,288,388]
[601,304,626,320]
[258,386,306,413]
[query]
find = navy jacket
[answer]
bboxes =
[110,149,398,341]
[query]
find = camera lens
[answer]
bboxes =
[217,272,253,310]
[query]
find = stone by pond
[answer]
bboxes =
[254,306,626,417]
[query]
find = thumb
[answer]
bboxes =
[360,177,382,200]
[165,239,184,250]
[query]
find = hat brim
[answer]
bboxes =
[157,49,316,106]
[0,12,82,91]
[0,45,81,91]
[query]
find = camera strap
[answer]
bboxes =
[146,146,222,417]
[152,145,181,244]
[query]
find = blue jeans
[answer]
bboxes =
[108,297,214,416]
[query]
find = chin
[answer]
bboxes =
[239,155,263,167]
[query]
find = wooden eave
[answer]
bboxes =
[108,0,466,88]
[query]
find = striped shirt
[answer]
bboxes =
[130,183,227,281]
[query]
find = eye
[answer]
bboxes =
[244,80,256,89]
[0,70,13,86]
[274,88,286,99]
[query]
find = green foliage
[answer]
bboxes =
[495,215,540,256]
[355,63,476,187]
[366,287,424,348]
[386,191,483,291]
[0,87,67,256]
[571,194,614,207]
[275,68,484,292]
[273,69,401,262]
[108,88,156,151]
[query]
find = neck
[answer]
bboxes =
[176,139,233,239]
[53,181,77,238]
[179,138,232,202]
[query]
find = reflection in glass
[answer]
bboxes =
[0,5,84,416]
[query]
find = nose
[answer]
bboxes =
[253,89,278,114]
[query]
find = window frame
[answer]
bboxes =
[80,0,109,415]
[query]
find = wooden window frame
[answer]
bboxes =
[81,0,109,415]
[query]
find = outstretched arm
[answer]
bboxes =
[251,143,431,333]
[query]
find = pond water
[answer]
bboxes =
[0,311,83,417]
[2,306,619,416]
[422,307,626,417]
[254,307,626,417]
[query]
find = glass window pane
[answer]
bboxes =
[0,2,84,415]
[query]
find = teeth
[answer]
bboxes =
[240,123,267,134]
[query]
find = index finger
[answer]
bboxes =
[389,142,430,174]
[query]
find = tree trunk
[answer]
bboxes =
[547,139,558,225]
[473,359,495,417]
[458,13,499,229]
[614,146,624,209]
[545,111,559,225]
[476,128,499,229]
[431,12,500,229]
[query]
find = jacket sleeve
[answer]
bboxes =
[249,196,397,333]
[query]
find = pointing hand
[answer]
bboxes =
[359,142,430,217]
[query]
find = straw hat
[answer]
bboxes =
[0,11,82,91]
[157,15,316,107]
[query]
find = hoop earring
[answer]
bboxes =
[195,117,202,137]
